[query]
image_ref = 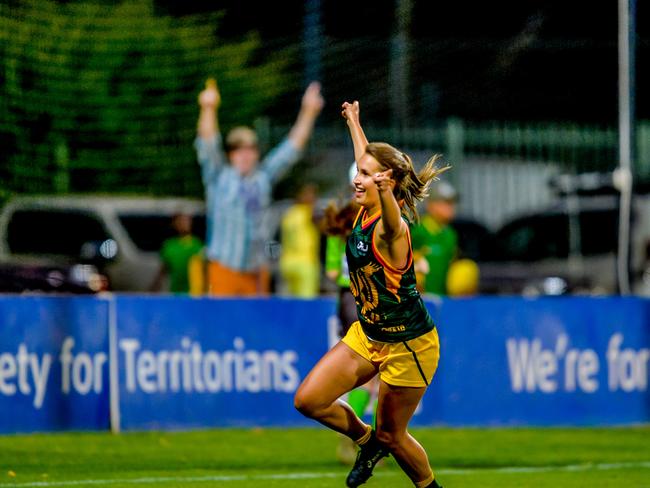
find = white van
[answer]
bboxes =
[0,196,206,292]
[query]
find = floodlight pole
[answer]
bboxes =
[390,0,412,127]
[617,0,635,295]
[303,0,322,85]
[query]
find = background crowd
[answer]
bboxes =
[1,1,648,298]
[152,78,477,300]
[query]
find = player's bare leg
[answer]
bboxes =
[337,375,381,465]
[375,381,441,487]
[294,342,377,440]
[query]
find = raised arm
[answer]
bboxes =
[262,82,324,183]
[287,81,324,150]
[195,78,227,185]
[372,169,406,243]
[197,78,221,140]
[374,169,410,268]
[341,101,369,163]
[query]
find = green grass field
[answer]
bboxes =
[1,426,649,487]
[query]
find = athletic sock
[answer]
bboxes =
[354,424,372,445]
[347,388,371,418]
[422,478,442,488]
[414,472,436,488]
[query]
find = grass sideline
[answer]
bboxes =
[1,426,649,487]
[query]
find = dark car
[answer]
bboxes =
[450,217,495,263]
[0,263,107,294]
[477,194,650,295]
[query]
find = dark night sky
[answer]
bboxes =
[157,0,648,125]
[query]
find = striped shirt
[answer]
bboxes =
[195,135,301,271]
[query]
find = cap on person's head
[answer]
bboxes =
[225,126,258,151]
[428,180,458,202]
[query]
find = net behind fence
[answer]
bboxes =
[2,1,648,207]
[0,0,291,199]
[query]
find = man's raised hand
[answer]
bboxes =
[302,82,325,115]
[198,78,221,109]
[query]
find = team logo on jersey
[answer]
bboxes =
[350,262,381,323]
[350,233,370,257]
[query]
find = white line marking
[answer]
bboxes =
[0,474,344,487]
[1,461,649,487]
[438,461,650,475]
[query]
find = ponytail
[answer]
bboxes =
[365,143,451,222]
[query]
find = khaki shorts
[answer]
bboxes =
[207,261,269,296]
[342,321,440,388]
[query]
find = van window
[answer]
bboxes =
[579,209,618,256]
[118,214,206,252]
[451,219,495,261]
[495,214,569,261]
[7,210,110,256]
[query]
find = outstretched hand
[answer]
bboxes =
[198,78,221,109]
[302,81,325,115]
[341,101,360,125]
[373,169,395,193]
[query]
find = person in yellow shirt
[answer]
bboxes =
[279,183,321,297]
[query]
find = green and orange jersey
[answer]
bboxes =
[346,208,435,343]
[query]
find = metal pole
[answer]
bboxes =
[303,0,322,85]
[566,181,584,277]
[617,0,635,295]
[389,0,412,127]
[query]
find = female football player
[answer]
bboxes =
[295,100,448,488]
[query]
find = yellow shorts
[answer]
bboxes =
[342,321,440,388]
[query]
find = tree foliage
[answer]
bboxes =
[0,0,289,196]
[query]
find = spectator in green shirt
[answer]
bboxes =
[411,181,458,296]
[151,213,204,294]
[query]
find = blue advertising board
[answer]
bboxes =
[113,296,334,430]
[0,295,648,432]
[0,296,110,433]
[425,297,650,426]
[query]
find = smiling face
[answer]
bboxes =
[229,144,260,176]
[226,127,260,177]
[352,152,383,211]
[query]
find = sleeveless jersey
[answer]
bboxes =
[346,208,435,343]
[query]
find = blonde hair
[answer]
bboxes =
[365,142,450,222]
[225,126,258,151]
